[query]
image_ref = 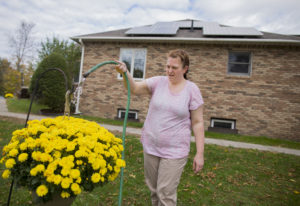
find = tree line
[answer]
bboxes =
[0,20,81,112]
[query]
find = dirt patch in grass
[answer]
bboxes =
[0,116,26,125]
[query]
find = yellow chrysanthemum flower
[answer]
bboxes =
[53,151,61,158]
[19,142,28,151]
[71,183,81,195]
[36,164,45,172]
[92,161,100,170]
[40,153,52,162]
[32,151,42,161]
[61,168,71,176]
[76,177,82,184]
[76,160,83,165]
[116,159,126,167]
[91,173,100,183]
[70,169,80,179]
[8,149,19,157]
[5,93,14,98]
[5,158,16,169]
[30,164,45,176]
[108,173,118,181]
[30,168,38,176]
[114,166,120,173]
[36,185,48,197]
[107,164,113,171]
[66,142,76,151]
[2,169,11,179]
[18,153,28,162]
[61,191,70,198]
[61,177,72,189]
[53,175,62,185]
[46,174,56,183]
[100,168,107,176]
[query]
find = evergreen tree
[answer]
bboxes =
[30,53,70,112]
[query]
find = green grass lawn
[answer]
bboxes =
[205,131,300,150]
[79,115,144,128]
[6,98,49,115]
[0,119,299,206]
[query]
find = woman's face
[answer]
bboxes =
[165,57,188,84]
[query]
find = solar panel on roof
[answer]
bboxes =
[125,20,263,37]
[176,21,191,28]
[126,22,180,35]
[203,26,263,36]
[176,21,219,29]
[125,26,152,35]
[150,22,178,35]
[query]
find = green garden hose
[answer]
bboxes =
[83,60,130,206]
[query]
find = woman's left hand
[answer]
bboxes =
[114,60,127,74]
[193,153,204,173]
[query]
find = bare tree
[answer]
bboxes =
[9,20,35,86]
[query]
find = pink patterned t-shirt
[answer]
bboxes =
[141,76,204,159]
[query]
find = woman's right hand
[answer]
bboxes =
[114,60,127,74]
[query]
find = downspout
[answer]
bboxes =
[75,38,85,114]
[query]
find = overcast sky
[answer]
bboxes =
[1,0,299,62]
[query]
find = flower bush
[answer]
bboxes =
[4,93,14,98]
[0,116,125,202]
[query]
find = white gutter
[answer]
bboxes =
[75,38,85,114]
[71,36,300,45]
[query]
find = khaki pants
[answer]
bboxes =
[144,152,188,206]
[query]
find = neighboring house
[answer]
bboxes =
[71,19,300,141]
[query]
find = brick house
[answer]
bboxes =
[71,19,300,141]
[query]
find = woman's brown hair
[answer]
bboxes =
[168,49,189,79]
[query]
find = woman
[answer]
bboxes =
[115,49,204,206]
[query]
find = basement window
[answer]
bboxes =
[228,51,252,76]
[208,118,238,134]
[211,118,236,129]
[117,109,138,120]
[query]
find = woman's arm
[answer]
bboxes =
[115,60,151,95]
[190,105,205,173]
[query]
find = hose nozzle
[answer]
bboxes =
[83,72,90,78]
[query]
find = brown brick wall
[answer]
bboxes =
[79,41,300,141]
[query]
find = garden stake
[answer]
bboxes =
[82,60,131,206]
[6,68,69,206]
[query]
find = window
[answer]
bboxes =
[118,48,147,80]
[210,118,236,129]
[228,51,252,76]
[117,109,138,120]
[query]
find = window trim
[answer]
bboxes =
[118,48,147,81]
[210,118,236,130]
[227,51,252,76]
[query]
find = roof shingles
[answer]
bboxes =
[71,19,300,45]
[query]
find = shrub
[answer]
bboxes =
[30,53,70,112]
